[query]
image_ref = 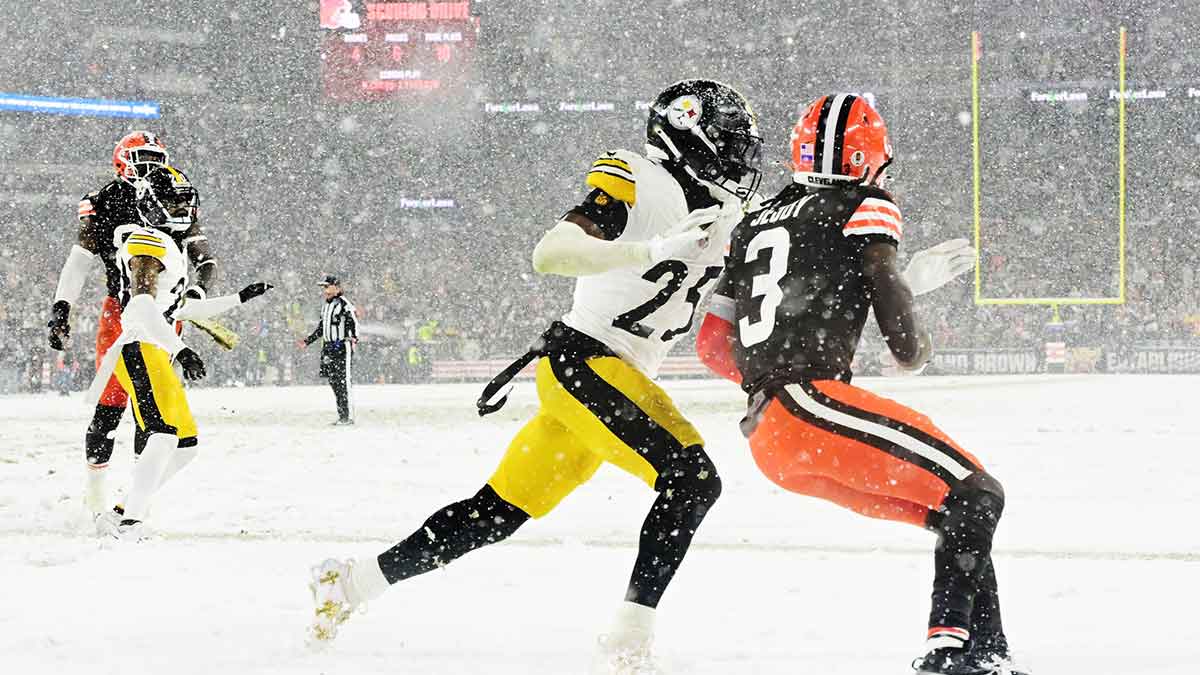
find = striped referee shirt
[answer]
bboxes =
[305,294,357,345]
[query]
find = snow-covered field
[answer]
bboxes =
[2,375,1197,674]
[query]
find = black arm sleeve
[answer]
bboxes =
[344,303,358,339]
[563,188,629,240]
[182,222,217,293]
[864,241,923,365]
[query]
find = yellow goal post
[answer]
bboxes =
[970,27,1127,319]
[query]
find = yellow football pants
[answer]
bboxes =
[487,356,704,518]
[113,341,198,441]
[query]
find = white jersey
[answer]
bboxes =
[84,224,190,407]
[115,224,189,324]
[562,148,730,377]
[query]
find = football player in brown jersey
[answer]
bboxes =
[696,95,1024,675]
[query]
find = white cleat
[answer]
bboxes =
[596,637,657,675]
[307,559,359,647]
[117,520,149,542]
[595,602,659,675]
[105,519,151,543]
[95,509,122,538]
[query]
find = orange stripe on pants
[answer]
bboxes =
[748,380,983,528]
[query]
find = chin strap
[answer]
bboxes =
[643,143,670,161]
[866,158,894,186]
[648,134,760,203]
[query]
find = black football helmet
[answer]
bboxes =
[135,165,198,232]
[646,79,763,199]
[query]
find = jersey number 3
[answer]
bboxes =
[740,228,790,347]
[613,261,722,342]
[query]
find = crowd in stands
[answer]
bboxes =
[3,1,1198,391]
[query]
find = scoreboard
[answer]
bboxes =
[320,1,479,102]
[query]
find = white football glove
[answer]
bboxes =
[903,238,975,296]
[709,199,746,237]
[646,205,720,263]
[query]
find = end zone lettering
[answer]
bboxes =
[1105,348,1200,373]
[972,351,1040,374]
[931,353,971,373]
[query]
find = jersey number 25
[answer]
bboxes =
[613,261,723,342]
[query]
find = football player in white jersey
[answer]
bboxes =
[86,166,272,541]
[308,80,760,669]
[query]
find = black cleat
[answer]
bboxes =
[913,646,1029,674]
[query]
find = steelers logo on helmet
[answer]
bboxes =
[646,79,764,199]
[666,95,703,130]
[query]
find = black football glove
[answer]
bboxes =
[47,300,71,351]
[238,282,274,303]
[175,347,207,382]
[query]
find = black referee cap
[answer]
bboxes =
[318,274,341,287]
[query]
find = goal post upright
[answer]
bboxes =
[971,30,983,306]
[1118,25,1127,305]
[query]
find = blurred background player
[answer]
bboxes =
[86,166,272,540]
[307,79,760,670]
[696,94,1022,675]
[300,275,358,425]
[46,131,218,518]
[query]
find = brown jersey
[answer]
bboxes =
[712,183,903,391]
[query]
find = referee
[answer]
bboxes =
[301,275,358,425]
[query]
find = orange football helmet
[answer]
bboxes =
[113,131,169,181]
[790,94,892,188]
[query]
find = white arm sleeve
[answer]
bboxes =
[54,245,94,305]
[172,293,242,321]
[123,294,187,356]
[531,220,650,277]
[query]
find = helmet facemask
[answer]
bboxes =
[125,147,169,179]
[136,168,197,232]
[114,131,170,182]
[701,122,763,199]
